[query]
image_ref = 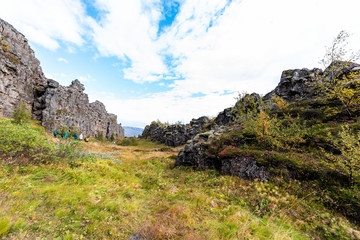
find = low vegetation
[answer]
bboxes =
[0,117,359,240]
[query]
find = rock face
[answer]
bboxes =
[35,79,124,139]
[0,19,124,139]
[141,116,210,147]
[175,128,268,181]
[263,62,360,102]
[0,18,47,117]
[263,68,322,102]
[213,107,234,126]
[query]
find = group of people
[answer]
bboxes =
[53,129,89,142]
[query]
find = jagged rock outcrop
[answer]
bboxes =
[213,107,234,126]
[0,18,124,139]
[264,62,360,102]
[0,18,47,117]
[141,116,210,147]
[35,79,124,139]
[263,68,322,102]
[323,61,360,80]
[175,127,268,181]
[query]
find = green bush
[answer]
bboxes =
[96,131,104,141]
[0,118,56,163]
[0,118,90,164]
[12,101,31,124]
[118,137,138,146]
[322,124,360,186]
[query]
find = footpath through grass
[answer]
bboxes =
[0,119,359,239]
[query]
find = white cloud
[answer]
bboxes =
[89,0,360,96]
[88,0,360,127]
[0,0,94,50]
[91,0,167,83]
[77,74,96,83]
[57,57,69,63]
[159,0,360,96]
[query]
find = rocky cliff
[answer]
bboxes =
[141,116,210,147]
[0,19,124,139]
[0,18,47,117]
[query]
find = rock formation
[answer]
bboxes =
[173,65,360,181]
[0,18,47,117]
[263,68,322,102]
[175,127,268,181]
[263,62,360,102]
[141,116,210,147]
[0,18,124,139]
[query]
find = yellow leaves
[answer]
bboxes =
[272,96,288,110]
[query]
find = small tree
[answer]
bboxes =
[324,125,360,186]
[110,133,115,142]
[96,131,104,141]
[12,101,31,124]
[312,30,360,116]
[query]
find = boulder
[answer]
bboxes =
[175,127,268,181]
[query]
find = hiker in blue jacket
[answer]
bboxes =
[74,133,78,140]
[53,129,59,137]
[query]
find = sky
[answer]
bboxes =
[1,0,360,128]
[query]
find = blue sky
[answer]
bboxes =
[1,0,360,128]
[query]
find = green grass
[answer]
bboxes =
[0,156,310,239]
[1,118,360,239]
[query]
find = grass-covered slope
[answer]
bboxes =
[0,117,359,239]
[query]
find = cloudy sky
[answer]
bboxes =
[1,0,360,128]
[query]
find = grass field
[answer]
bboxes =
[0,119,359,239]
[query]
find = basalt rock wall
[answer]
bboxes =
[263,62,360,102]
[0,18,124,139]
[36,79,124,139]
[141,116,210,147]
[0,18,47,117]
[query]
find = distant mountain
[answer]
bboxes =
[123,126,143,137]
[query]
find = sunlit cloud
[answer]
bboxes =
[57,57,69,63]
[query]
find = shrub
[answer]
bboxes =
[323,124,360,186]
[96,131,104,141]
[12,101,31,124]
[0,118,89,165]
[118,137,138,146]
[310,31,360,117]
[0,118,56,163]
